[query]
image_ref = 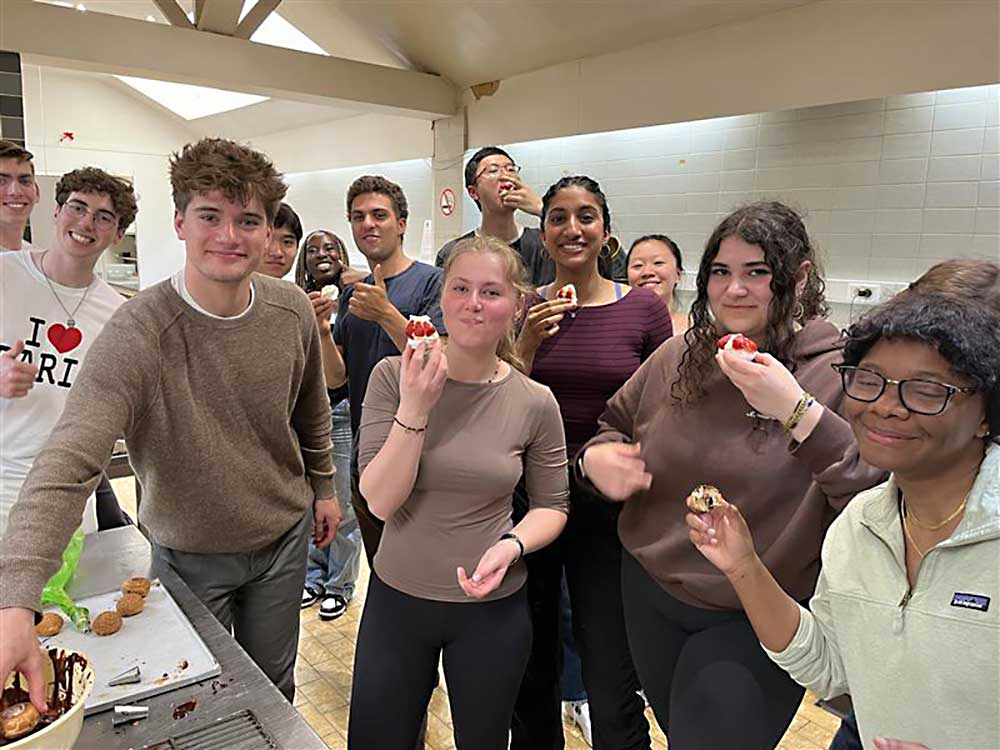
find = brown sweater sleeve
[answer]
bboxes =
[524,388,570,513]
[0,307,160,611]
[291,296,336,500]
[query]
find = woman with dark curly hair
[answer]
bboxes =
[688,292,1000,750]
[577,201,885,749]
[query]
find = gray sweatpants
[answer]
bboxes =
[151,512,311,702]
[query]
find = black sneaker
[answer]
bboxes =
[301,585,322,609]
[318,594,348,621]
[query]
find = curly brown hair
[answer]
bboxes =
[673,201,829,403]
[345,175,409,222]
[442,235,530,372]
[55,167,138,232]
[169,138,286,222]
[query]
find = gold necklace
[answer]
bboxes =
[905,496,967,531]
[901,507,927,561]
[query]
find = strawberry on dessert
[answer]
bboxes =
[405,315,439,349]
[717,333,759,361]
[498,180,515,194]
[555,283,578,307]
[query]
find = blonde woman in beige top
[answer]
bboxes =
[350,235,569,750]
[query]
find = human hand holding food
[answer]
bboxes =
[307,292,336,335]
[0,607,48,713]
[396,338,448,426]
[498,173,543,216]
[516,297,575,353]
[716,341,807,424]
[685,489,758,579]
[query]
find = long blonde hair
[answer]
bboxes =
[442,235,531,373]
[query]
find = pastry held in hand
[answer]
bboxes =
[320,284,339,301]
[556,283,578,307]
[0,702,41,740]
[405,315,439,349]
[686,484,726,514]
[717,333,759,361]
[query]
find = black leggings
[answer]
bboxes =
[349,574,532,750]
[621,552,804,750]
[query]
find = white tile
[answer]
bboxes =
[823,254,869,279]
[872,233,921,258]
[685,192,719,213]
[688,172,721,192]
[927,155,982,182]
[690,131,724,152]
[921,208,977,234]
[919,233,973,258]
[931,128,986,156]
[924,181,979,208]
[655,195,687,213]
[724,127,758,150]
[886,92,935,110]
[829,210,876,233]
[757,145,799,168]
[981,155,999,180]
[718,191,756,212]
[833,186,877,210]
[760,109,798,124]
[722,149,756,171]
[975,208,1000,234]
[971,234,1000,259]
[986,127,1000,154]
[830,162,879,186]
[785,188,834,211]
[979,181,1000,207]
[824,233,872,256]
[883,133,932,159]
[682,152,723,173]
[796,99,883,120]
[878,158,928,184]
[813,112,885,141]
[758,123,800,147]
[875,209,924,234]
[933,102,989,131]
[935,85,998,105]
[884,107,933,135]
[988,102,1000,127]
[876,184,926,209]
[721,170,755,191]
[868,257,918,282]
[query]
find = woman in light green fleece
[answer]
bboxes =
[688,291,999,750]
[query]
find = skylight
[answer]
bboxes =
[112,0,329,120]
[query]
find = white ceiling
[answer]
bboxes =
[36,0,815,138]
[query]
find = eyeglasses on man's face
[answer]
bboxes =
[62,199,118,230]
[833,364,978,416]
[473,163,521,183]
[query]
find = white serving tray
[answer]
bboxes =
[39,584,221,716]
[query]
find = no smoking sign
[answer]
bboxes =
[440,188,456,217]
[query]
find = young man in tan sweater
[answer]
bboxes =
[0,138,339,706]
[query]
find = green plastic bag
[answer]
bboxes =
[40,527,90,631]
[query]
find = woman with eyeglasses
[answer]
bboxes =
[688,292,1000,750]
[577,201,885,750]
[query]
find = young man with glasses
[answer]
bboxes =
[0,140,40,251]
[0,166,137,534]
[435,146,555,285]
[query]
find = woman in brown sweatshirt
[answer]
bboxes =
[578,202,885,750]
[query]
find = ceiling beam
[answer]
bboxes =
[195,0,243,35]
[1,1,458,120]
[235,0,281,40]
[152,0,195,30]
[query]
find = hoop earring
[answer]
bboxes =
[793,300,805,321]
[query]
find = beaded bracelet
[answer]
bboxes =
[393,416,427,434]
[783,392,816,433]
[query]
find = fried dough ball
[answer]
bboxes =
[92,611,123,636]
[121,577,152,597]
[686,484,726,513]
[35,612,64,637]
[116,593,145,617]
[0,702,41,740]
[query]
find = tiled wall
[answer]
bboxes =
[462,84,1000,306]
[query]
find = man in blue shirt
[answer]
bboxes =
[327,175,445,563]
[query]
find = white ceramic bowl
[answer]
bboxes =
[3,647,95,749]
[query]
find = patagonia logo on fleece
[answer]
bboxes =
[950,593,990,612]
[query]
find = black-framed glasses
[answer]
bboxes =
[832,364,978,416]
[62,200,118,230]
[472,163,521,183]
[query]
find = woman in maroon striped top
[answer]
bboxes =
[516,176,672,750]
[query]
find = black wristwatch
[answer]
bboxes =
[500,532,525,563]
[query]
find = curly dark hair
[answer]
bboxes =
[295,229,349,293]
[673,201,829,403]
[55,167,138,232]
[346,175,409,223]
[843,292,1000,442]
[169,138,287,222]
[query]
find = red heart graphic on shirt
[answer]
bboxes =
[48,324,83,353]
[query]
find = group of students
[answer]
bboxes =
[0,136,997,750]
